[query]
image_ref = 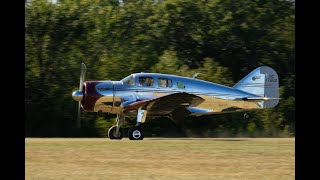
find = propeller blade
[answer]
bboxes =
[79,62,87,91]
[77,101,81,128]
[77,63,86,128]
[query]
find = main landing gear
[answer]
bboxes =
[108,109,147,140]
[128,123,144,140]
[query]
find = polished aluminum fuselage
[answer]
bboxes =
[92,73,262,117]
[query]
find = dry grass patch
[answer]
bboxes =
[26,138,294,180]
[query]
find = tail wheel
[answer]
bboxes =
[108,126,123,140]
[244,113,249,119]
[128,126,144,140]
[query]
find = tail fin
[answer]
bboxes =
[233,66,279,108]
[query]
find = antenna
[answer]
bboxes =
[192,73,204,79]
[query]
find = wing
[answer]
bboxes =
[123,92,205,115]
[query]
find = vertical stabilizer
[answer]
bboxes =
[233,66,279,108]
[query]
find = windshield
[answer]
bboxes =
[121,75,134,86]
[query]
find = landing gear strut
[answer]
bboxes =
[108,114,123,140]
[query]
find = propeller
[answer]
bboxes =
[79,62,87,91]
[72,63,87,128]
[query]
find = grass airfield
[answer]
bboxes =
[25,138,294,180]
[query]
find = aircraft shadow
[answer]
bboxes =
[145,138,249,141]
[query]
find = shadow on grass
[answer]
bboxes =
[145,138,249,141]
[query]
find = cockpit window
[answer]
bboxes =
[158,78,172,88]
[138,77,154,87]
[121,75,134,86]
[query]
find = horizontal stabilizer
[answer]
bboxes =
[241,97,281,102]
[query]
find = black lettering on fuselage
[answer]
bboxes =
[266,75,278,83]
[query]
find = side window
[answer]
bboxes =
[158,78,172,88]
[122,75,134,86]
[138,77,154,87]
[177,82,185,89]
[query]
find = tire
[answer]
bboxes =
[244,113,249,119]
[108,126,123,140]
[128,126,144,140]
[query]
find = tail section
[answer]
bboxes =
[233,66,279,108]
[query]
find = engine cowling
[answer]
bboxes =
[81,81,103,112]
[81,81,115,113]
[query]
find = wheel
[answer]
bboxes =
[128,126,144,140]
[108,126,123,140]
[244,113,249,119]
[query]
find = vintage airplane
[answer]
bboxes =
[72,63,279,140]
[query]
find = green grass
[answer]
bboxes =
[25,138,294,180]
